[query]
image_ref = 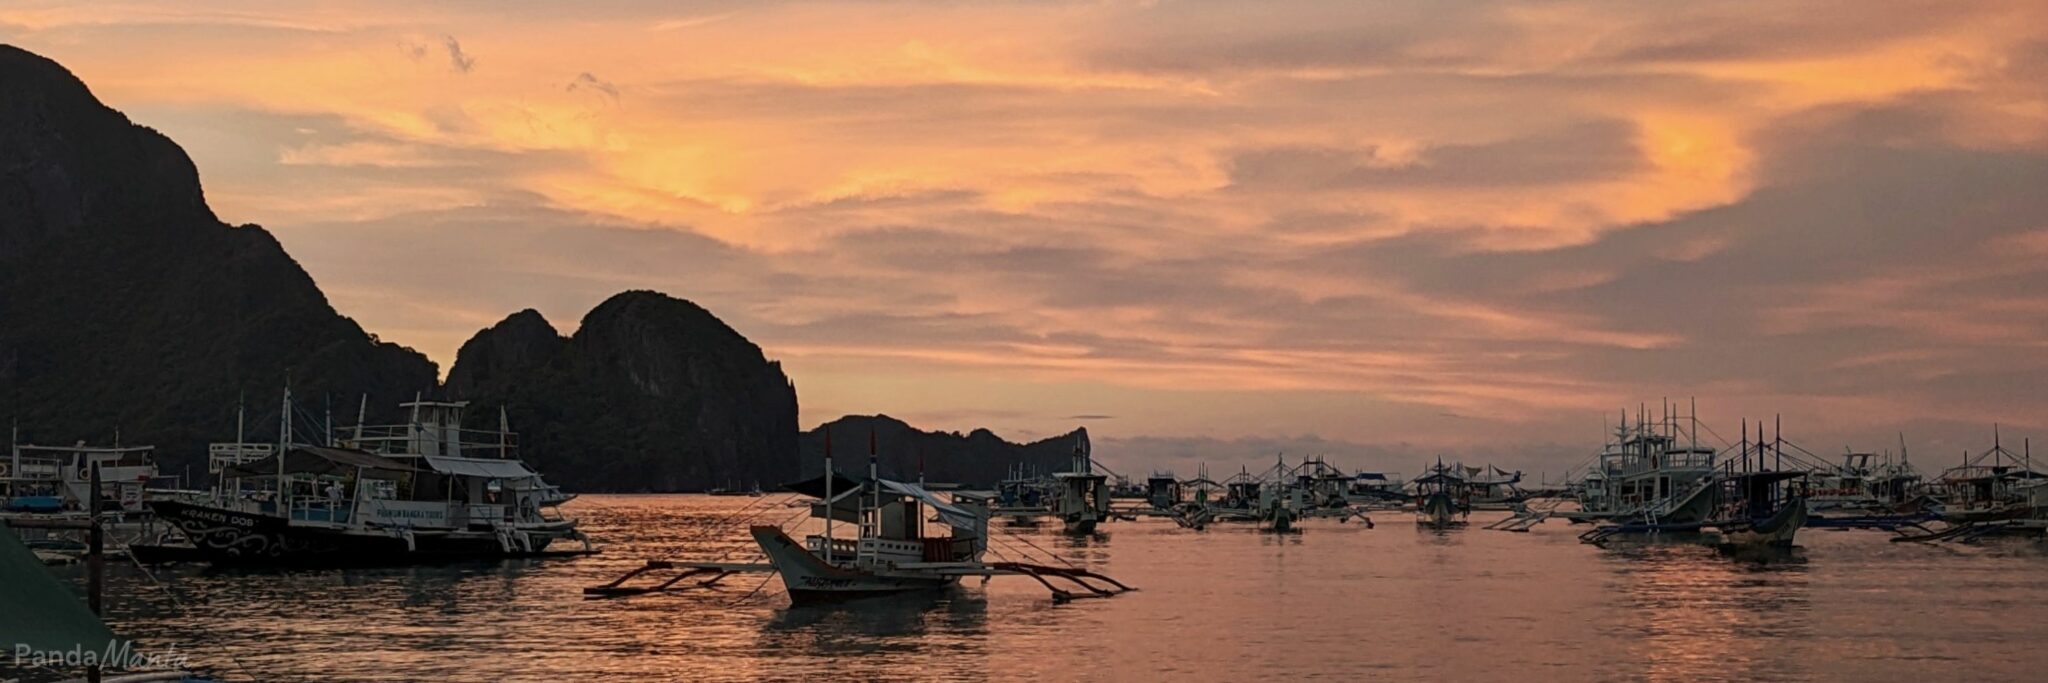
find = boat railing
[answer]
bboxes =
[339,425,520,456]
[0,455,65,480]
[806,536,860,557]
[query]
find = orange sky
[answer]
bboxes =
[7,1,2048,474]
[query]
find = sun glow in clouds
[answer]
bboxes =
[7,0,2048,459]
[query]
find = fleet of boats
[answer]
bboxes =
[13,394,2048,681]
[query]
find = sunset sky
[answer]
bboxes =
[7,1,2048,476]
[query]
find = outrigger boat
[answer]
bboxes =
[587,433,1132,604]
[1052,434,1112,535]
[1413,458,1470,529]
[3,432,199,561]
[146,393,588,566]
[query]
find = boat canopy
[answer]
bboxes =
[781,473,981,531]
[879,479,981,532]
[422,456,536,480]
[221,446,414,479]
[1354,472,1388,481]
[1,521,126,655]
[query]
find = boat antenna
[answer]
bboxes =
[500,406,510,459]
[1775,414,1782,472]
[324,393,334,447]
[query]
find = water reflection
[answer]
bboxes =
[1596,537,1815,683]
[27,497,2048,682]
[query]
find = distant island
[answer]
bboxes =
[0,44,1067,492]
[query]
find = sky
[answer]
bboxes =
[6,1,2048,479]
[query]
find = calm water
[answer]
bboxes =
[31,495,2048,682]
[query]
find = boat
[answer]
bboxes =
[1565,404,1721,528]
[1708,471,1810,549]
[146,393,589,566]
[586,432,1133,604]
[1412,458,1470,529]
[3,466,210,682]
[1051,433,1111,535]
[3,435,189,558]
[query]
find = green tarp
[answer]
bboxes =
[0,522,123,657]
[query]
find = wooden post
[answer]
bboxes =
[87,461,104,683]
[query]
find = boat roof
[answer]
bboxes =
[1723,470,1806,483]
[421,455,536,479]
[221,446,414,479]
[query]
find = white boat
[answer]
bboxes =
[147,393,588,566]
[588,435,1133,604]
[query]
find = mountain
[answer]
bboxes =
[0,45,800,491]
[798,415,1085,487]
[447,294,800,492]
[0,44,438,479]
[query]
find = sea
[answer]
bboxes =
[26,494,2048,682]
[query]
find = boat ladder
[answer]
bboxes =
[582,560,737,598]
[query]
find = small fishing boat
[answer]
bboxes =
[1412,459,1470,529]
[587,433,1132,604]
[1052,433,1111,535]
[1709,472,1809,549]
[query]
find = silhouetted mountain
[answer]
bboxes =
[0,45,438,479]
[798,415,1085,487]
[448,294,800,492]
[0,45,803,491]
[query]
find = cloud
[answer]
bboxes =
[566,72,619,103]
[442,34,473,73]
[18,0,2048,472]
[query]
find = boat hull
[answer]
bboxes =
[1416,493,1464,528]
[149,500,563,566]
[750,526,960,604]
[1717,502,1808,549]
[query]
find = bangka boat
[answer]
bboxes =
[587,436,1133,604]
[1412,459,1470,529]
[146,394,588,566]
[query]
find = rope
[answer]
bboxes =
[993,527,1080,569]
[728,570,780,605]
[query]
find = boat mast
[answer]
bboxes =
[499,406,510,459]
[277,384,291,508]
[866,427,879,564]
[354,395,368,442]
[823,428,834,564]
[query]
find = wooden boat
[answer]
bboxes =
[1412,459,1470,529]
[588,433,1132,604]
[147,394,589,566]
[1709,471,1809,549]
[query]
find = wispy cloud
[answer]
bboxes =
[441,34,473,73]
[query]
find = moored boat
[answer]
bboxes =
[147,394,587,566]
